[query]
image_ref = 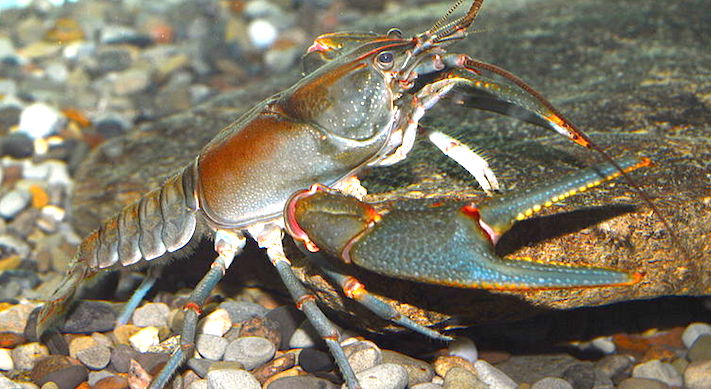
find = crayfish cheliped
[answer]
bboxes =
[36,1,658,387]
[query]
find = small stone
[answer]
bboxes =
[187,379,208,389]
[0,302,34,334]
[252,352,296,383]
[474,360,517,389]
[590,337,616,354]
[68,336,98,359]
[113,325,140,345]
[110,344,136,373]
[0,189,31,219]
[561,362,595,389]
[87,371,114,387]
[683,323,711,349]
[344,340,382,373]
[196,334,229,360]
[187,358,215,378]
[111,68,151,96]
[595,354,633,381]
[289,320,321,349]
[631,359,682,386]
[131,302,170,328]
[688,334,711,362]
[434,356,477,378]
[12,342,50,370]
[219,301,268,323]
[30,355,88,389]
[18,103,65,139]
[448,337,478,363]
[443,366,486,389]
[531,377,574,389]
[1,133,34,159]
[382,350,434,387]
[0,348,13,370]
[412,384,443,389]
[206,368,260,389]
[128,326,160,353]
[685,359,711,389]
[93,113,132,139]
[60,301,116,333]
[266,305,304,350]
[0,331,27,347]
[198,308,232,337]
[299,348,334,373]
[267,375,339,389]
[345,363,408,389]
[223,336,276,370]
[238,315,281,348]
[93,375,128,389]
[617,377,669,389]
[76,344,111,370]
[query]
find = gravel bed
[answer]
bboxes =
[0,1,710,389]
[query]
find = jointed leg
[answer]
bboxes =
[149,230,246,389]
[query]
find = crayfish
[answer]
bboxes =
[36,1,658,387]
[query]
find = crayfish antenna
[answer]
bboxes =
[463,57,690,261]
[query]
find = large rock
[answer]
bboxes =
[70,0,709,331]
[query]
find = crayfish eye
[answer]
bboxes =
[375,51,395,70]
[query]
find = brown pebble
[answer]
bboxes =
[261,366,306,388]
[238,316,281,348]
[0,331,26,347]
[434,355,478,377]
[94,375,129,389]
[75,382,91,389]
[113,324,140,345]
[252,352,297,383]
[479,350,511,364]
[30,355,88,389]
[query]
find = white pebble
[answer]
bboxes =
[0,348,13,371]
[632,359,683,387]
[128,326,160,352]
[223,337,275,370]
[448,336,478,362]
[196,334,229,361]
[474,360,517,389]
[591,336,616,354]
[187,379,208,389]
[247,19,277,49]
[343,363,408,389]
[207,369,259,389]
[198,308,232,337]
[132,302,170,327]
[531,377,574,389]
[11,342,49,370]
[18,102,65,139]
[683,322,711,349]
[0,189,30,219]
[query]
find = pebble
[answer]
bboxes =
[196,334,229,361]
[595,354,634,381]
[93,375,128,389]
[299,347,334,373]
[590,336,616,354]
[187,358,214,378]
[267,375,339,389]
[238,315,281,348]
[128,326,160,353]
[219,301,268,323]
[17,103,65,139]
[0,348,13,370]
[187,379,208,389]
[252,352,297,383]
[198,308,232,337]
[1,375,23,389]
[617,377,670,389]
[688,334,711,362]
[1,133,34,158]
[266,305,304,350]
[12,342,49,370]
[30,355,88,389]
[345,363,408,389]
[473,360,517,389]
[443,366,486,389]
[531,377,574,389]
[381,350,434,386]
[684,359,711,389]
[631,359,682,387]
[87,371,115,387]
[683,322,711,349]
[60,301,116,333]
[448,337,478,363]
[76,344,111,370]
[223,336,276,370]
[131,302,170,327]
[343,340,382,373]
[561,362,595,389]
[109,344,136,373]
[206,368,260,389]
[68,336,98,359]
[0,188,31,219]
[289,320,321,349]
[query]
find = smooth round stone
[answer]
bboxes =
[561,362,595,389]
[223,336,276,370]
[473,360,517,389]
[0,348,13,370]
[30,355,88,389]
[93,113,131,139]
[60,301,116,333]
[683,322,711,349]
[688,334,711,362]
[617,377,670,389]
[76,344,111,370]
[345,363,408,389]
[266,305,304,350]
[128,326,159,353]
[12,342,49,370]
[631,359,682,387]
[1,133,34,159]
[18,103,65,139]
[531,377,574,389]
[187,379,208,389]
[344,340,382,373]
[206,368,260,389]
[685,359,711,389]
[448,337,478,363]
[196,334,229,361]
[595,354,634,380]
[68,336,97,359]
[198,308,232,337]
[93,375,128,389]
[289,320,321,349]
[238,316,281,348]
[87,371,115,387]
[382,350,434,386]
[109,344,136,373]
[443,366,486,389]
[590,336,616,354]
[267,375,339,389]
[219,301,268,323]
[131,302,170,328]
[299,347,334,373]
[0,303,34,334]
[0,188,31,219]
